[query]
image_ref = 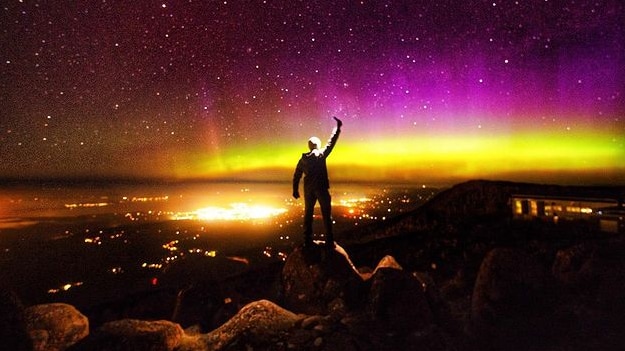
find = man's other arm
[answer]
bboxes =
[292,159,303,199]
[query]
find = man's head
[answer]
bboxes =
[308,136,321,150]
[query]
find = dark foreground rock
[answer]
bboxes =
[36,244,452,351]
[0,287,33,351]
[25,303,89,351]
[465,238,625,350]
[367,260,433,332]
[469,248,552,348]
[70,319,183,351]
[10,180,625,350]
[196,299,300,350]
[22,236,625,350]
[548,238,625,350]
[281,243,365,315]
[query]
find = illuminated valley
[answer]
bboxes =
[0,182,438,308]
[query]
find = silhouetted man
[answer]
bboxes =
[293,117,342,249]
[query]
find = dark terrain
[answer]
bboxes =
[3,179,625,350]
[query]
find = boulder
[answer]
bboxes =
[367,266,432,332]
[413,271,452,325]
[551,239,625,325]
[404,324,459,351]
[373,255,403,272]
[470,248,551,344]
[202,299,300,350]
[551,242,597,288]
[588,241,625,313]
[282,243,364,314]
[0,287,33,351]
[24,303,88,351]
[71,319,183,351]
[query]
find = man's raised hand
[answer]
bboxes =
[333,116,343,128]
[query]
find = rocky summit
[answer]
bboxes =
[2,180,625,351]
[2,243,450,351]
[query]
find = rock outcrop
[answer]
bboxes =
[551,241,597,287]
[58,244,446,350]
[367,258,433,332]
[549,238,625,348]
[11,180,625,350]
[0,287,33,351]
[70,319,183,351]
[199,299,300,350]
[368,267,431,328]
[20,237,625,351]
[470,248,552,347]
[24,303,89,351]
[281,243,365,315]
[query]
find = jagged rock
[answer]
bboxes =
[30,329,50,349]
[201,299,300,350]
[282,244,365,315]
[553,239,625,316]
[470,248,551,344]
[405,324,459,351]
[287,328,315,346]
[359,255,402,281]
[300,315,325,329]
[0,287,33,351]
[373,255,403,271]
[313,336,323,347]
[367,266,432,332]
[552,242,597,288]
[413,271,453,326]
[544,239,625,349]
[327,297,348,315]
[71,319,183,351]
[588,241,625,313]
[367,255,434,331]
[24,303,88,351]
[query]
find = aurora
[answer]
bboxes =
[0,1,623,184]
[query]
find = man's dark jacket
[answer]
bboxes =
[293,127,340,193]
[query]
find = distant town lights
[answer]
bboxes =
[171,203,287,221]
[48,281,83,294]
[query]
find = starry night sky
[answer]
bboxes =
[1,1,623,184]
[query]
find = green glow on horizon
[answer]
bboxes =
[341,131,621,171]
[180,130,624,182]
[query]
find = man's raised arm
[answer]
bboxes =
[323,117,342,156]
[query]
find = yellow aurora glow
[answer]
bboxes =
[179,129,623,184]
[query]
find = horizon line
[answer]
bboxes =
[1,174,624,189]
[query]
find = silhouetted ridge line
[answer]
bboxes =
[342,179,625,243]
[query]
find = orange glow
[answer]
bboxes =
[171,202,287,221]
[65,202,109,209]
[196,203,287,220]
[339,197,372,207]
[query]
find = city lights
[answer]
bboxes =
[171,203,288,221]
[1,183,437,301]
[47,281,84,294]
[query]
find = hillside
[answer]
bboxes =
[3,180,625,351]
[344,179,624,243]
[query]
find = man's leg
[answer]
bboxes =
[318,189,334,248]
[303,191,317,247]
